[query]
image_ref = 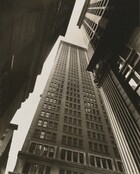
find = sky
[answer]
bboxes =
[6,0,86,173]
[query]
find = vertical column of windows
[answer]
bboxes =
[34,45,69,143]
[78,50,111,155]
[82,0,109,48]
[88,0,109,16]
[62,47,83,148]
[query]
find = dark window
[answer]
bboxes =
[96,157,101,168]
[79,153,84,164]
[73,152,78,162]
[67,150,72,161]
[29,143,36,153]
[90,156,95,166]
[107,159,113,170]
[61,149,66,160]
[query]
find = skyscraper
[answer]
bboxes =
[77,0,140,174]
[13,41,124,174]
[0,0,75,139]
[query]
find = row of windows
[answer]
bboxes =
[23,159,123,174]
[49,85,63,92]
[40,111,59,120]
[84,102,98,108]
[65,109,81,117]
[87,131,106,141]
[59,169,83,174]
[83,91,95,98]
[53,73,65,79]
[23,163,51,174]
[66,91,80,98]
[67,86,79,92]
[45,97,61,105]
[68,72,79,78]
[65,102,80,110]
[90,154,113,170]
[86,114,101,122]
[83,87,95,94]
[51,78,64,84]
[85,108,99,115]
[89,141,108,153]
[34,129,56,142]
[37,119,58,130]
[82,83,94,90]
[60,148,85,164]
[64,116,82,126]
[62,135,83,148]
[87,121,103,131]
[83,21,93,40]
[87,8,104,17]
[67,82,79,88]
[89,0,108,8]
[29,142,55,158]
[89,154,124,172]
[43,103,60,112]
[49,82,63,89]
[63,125,82,136]
[83,96,96,102]
[27,144,123,173]
[66,96,80,103]
[47,91,62,98]
[84,17,97,32]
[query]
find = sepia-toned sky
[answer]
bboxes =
[6,0,86,173]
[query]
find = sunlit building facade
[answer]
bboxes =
[13,41,124,174]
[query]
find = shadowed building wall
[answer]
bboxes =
[77,0,140,173]
[0,0,75,139]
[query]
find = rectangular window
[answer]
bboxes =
[40,131,45,139]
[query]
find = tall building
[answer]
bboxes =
[13,41,124,174]
[77,0,140,174]
[0,124,18,174]
[0,0,75,139]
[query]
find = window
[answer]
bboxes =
[43,104,47,109]
[46,112,50,117]
[73,152,78,162]
[60,148,85,164]
[29,142,55,158]
[37,120,43,126]
[49,147,55,157]
[102,158,107,169]
[67,150,72,161]
[89,155,113,171]
[43,121,48,127]
[43,145,48,156]
[41,111,45,117]
[79,153,84,164]
[107,159,113,170]
[36,144,42,155]
[40,131,45,139]
[61,149,66,160]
